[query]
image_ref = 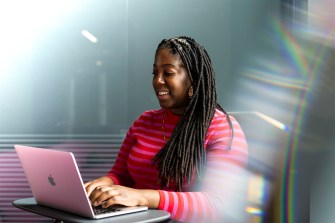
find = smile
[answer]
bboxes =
[158,91,169,96]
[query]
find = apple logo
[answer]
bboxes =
[48,175,56,186]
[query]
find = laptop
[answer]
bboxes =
[14,145,148,219]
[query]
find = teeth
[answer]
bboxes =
[158,91,169,95]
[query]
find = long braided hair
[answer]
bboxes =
[152,36,234,191]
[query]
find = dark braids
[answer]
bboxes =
[152,36,234,191]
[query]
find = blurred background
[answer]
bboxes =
[0,0,333,222]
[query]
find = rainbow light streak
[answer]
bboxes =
[246,174,267,220]
[228,111,288,132]
[271,20,311,79]
[243,68,308,90]
[246,206,263,215]
[272,18,331,223]
[254,112,289,132]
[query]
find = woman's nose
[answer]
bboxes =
[154,74,165,84]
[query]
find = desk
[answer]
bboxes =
[13,198,171,223]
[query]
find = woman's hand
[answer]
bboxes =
[88,185,160,209]
[84,176,114,198]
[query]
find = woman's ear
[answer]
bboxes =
[188,86,194,99]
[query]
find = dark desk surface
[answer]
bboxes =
[13,198,171,223]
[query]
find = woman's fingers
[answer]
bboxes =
[84,181,98,197]
[84,177,114,197]
[90,186,120,206]
[88,185,145,208]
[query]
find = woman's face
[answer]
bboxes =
[152,48,192,115]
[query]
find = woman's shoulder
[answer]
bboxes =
[140,109,163,118]
[210,109,240,130]
[213,109,237,121]
[133,109,163,123]
[213,109,228,121]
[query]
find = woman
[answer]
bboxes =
[85,36,248,222]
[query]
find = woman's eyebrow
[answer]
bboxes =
[153,63,177,68]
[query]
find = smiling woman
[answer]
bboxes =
[84,36,249,222]
[0,0,290,222]
[152,47,192,115]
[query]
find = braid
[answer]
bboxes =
[152,36,234,191]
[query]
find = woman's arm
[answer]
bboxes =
[85,124,136,201]
[87,185,160,208]
[106,126,136,187]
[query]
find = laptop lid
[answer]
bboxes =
[14,145,148,219]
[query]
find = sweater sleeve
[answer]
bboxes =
[106,125,135,187]
[157,115,249,222]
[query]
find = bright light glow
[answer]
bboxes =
[228,111,288,131]
[0,0,79,86]
[308,0,335,45]
[96,60,103,66]
[247,174,266,206]
[245,206,263,215]
[242,67,309,90]
[254,111,288,131]
[81,30,98,43]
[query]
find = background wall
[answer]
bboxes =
[0,0,280,135]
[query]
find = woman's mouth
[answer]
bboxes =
[157,91,170,99]
[158,91,169,96]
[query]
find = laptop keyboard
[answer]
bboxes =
[93,206,122,215]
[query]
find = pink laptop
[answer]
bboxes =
[14,145,148,219]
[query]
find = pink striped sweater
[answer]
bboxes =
[107,109,248,222]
